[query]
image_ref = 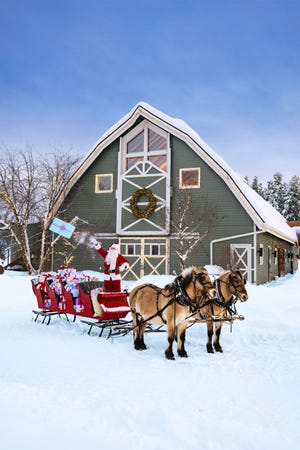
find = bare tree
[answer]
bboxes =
[0,147,81,273]
[171,189,221,269]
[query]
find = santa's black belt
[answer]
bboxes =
[107,269,117,274]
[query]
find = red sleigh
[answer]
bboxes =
[31,278,131,336]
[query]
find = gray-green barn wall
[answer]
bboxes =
[62,140,119,233]
[256,233,296,284]
[169,136,253,272]
[55,140,121,271]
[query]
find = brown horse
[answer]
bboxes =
[129,266,217,360]
[200,268,248,353]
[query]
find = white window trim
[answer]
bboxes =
[95,174,113,193]
[179,167,201,189]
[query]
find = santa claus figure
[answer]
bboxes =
[90,237,130,292]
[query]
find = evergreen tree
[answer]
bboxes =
[251,176,264,196]
[246,173,299,220]
[264,172,288,216]
[285,175,300,221]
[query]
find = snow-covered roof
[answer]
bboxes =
[56,102,297,244]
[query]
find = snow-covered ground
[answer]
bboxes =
[0,269,300,450]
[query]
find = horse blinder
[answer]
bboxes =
[195,272,215,297]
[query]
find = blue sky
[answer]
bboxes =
[1,0,300,183]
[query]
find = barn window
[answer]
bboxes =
[127,131,144,153]
[95,174,113,193]
[123,121,168,172]
[179,168,201,189]
[123,243,140,255]
[145,243,165,256]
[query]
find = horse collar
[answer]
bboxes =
[215,278,234,307]
[173,277,193,308]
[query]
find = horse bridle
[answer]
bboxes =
[211,272,246,317]
[221,272,246,297]
[174,270,212,310]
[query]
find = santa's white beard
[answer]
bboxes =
[105,249,118,270]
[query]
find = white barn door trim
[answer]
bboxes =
[230,244,252,282]
[120,237,169,280]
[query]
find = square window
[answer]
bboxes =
[144,244,162,256]
[95,174,113,193]
[179,168,201,189]
[127,244,135,255]
[151,245,159,256]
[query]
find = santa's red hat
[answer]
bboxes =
[109,242,120,253]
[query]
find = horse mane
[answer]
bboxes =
[219,267,243,282]
[180,267,194,290]
[164,266,194,292]
[219,269,230,279]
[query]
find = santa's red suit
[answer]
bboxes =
[90,239,130,292]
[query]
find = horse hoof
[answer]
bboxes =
[214,343,223,352]
[206,346,214,353]
[165,352,175,360]
[178,350,188,358]
[134,343,147,351]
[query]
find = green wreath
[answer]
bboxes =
[130,188,157,218]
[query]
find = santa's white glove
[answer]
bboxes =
[119,262,130,272]
[89,236,101,250]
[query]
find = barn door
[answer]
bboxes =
[277,247,285,276]
[230,244,252,282]
[120,237,168,280]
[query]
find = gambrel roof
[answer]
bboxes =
[55,102,297,244]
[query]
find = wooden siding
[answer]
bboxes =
[169,136,253,271]
[62,140,119,234]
